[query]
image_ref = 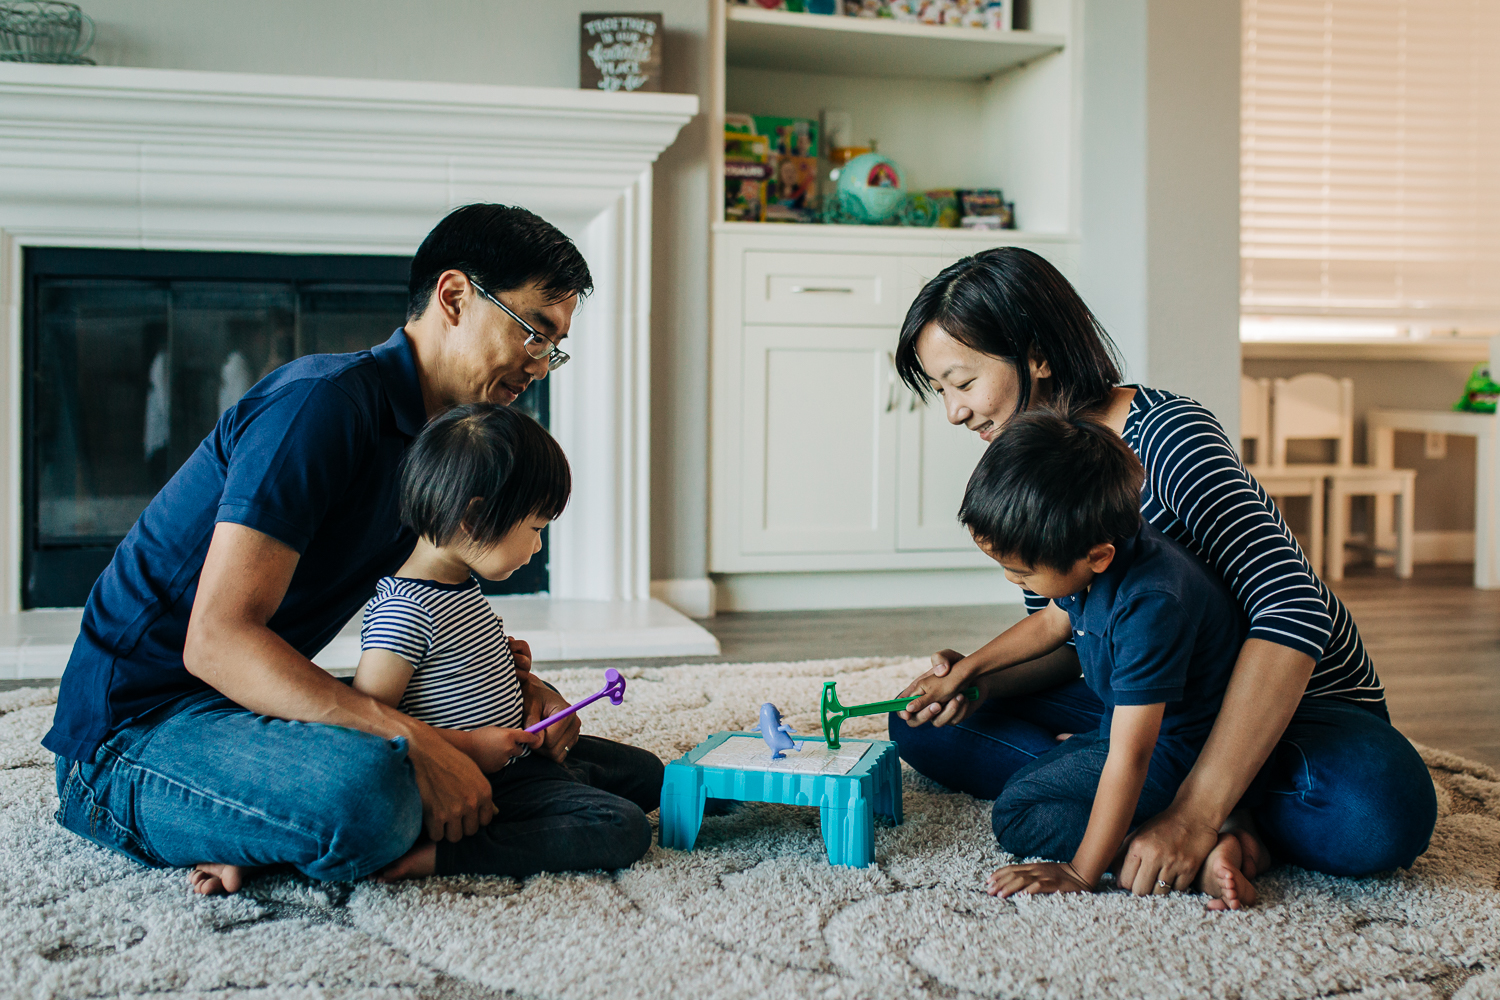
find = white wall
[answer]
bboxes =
[1078,0,1241,433]
[79,0,714,585]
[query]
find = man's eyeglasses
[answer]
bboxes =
[469,277,571,371]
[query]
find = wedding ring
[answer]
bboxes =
[1153,879,1171,894]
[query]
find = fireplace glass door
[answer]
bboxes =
[24,248,549,608]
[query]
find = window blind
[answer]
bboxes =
[1241,0,1500,324]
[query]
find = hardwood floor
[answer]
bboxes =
[5,564,1494,766]
[1329,563,1500,768]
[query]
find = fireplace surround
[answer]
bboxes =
[0,62,711,669]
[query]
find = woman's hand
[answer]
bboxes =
[898,650,983,727]
[521,672,582,763]
[1118,803,1221,895]
[986,861,1094,897]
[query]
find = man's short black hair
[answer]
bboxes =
[399,403,571,549]
[959,409,1144,572]
[406,204,594,321]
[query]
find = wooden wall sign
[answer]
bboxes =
[580,13,664,93]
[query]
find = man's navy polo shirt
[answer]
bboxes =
[1052,524,1248,741]
[43,329,425,762]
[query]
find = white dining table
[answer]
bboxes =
[1367,397,1497,588]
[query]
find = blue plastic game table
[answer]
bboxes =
[658,732,902,868]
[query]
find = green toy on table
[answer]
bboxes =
[1454,363,1499,414]
[820,680,979,748]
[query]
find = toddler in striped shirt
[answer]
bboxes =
[353,403,571,775]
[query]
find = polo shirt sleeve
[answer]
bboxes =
[215,378,370,554]
[1107,590,1194,706]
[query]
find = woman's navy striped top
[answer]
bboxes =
[1024,385,1384,706]
[360,576,526,731]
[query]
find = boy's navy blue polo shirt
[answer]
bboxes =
[1051,524,1248,741]
[43,329,425,762]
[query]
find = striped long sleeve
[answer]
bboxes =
[1025,386,1384,706]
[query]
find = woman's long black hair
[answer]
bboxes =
[893,247,1124,415]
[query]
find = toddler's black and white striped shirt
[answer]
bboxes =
[360,576,525,730]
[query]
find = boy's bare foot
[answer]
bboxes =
[1197,832,1258,910]
[189,863,246,896]
[375,840,437,883]
[1222,820,1273,880]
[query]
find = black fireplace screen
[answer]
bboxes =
[24,248,548,608]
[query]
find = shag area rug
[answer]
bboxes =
[2,657,1499,1000]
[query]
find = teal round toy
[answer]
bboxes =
[835,152,906,224]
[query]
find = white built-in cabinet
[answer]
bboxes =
[706,1,1079,581]
[710,228,1080,573]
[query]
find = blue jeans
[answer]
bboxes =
[991,728,1205,861]
[55,689,661,881]
[890,678,1438,876]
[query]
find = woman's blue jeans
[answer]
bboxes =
[54,689,660,881]
[890,679,1438,877]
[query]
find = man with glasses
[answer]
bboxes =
[44,204,665,894]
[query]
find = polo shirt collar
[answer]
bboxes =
[372,327,427,438]
[1071,529,1145,632]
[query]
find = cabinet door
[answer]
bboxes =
[898,393,990,551]
[739,325,898,555]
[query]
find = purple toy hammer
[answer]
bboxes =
[524,668,627,733]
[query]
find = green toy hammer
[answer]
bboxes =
[820,681,980,749]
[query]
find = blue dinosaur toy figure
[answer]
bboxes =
[754,703,803,760]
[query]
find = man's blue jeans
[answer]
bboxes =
[891,679,1438,877]
[55,689,661,881]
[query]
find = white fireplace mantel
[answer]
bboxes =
[0,62,715,663]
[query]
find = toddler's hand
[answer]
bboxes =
[986,861,1094,898]
[470,726,544,774]
[508,636,533,673]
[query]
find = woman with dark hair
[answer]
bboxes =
[890,247,1436,907]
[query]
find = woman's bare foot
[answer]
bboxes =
[375,840,437,883]
[1197,832,1258,910]
[188,863,246,896]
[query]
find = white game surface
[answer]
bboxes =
[695,736,872,775]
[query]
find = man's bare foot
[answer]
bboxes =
[1197,832,1258,911]
[375,841,437,883]
[189,863,246,896]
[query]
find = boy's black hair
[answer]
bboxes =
[399,403,571,549]
[894,247,1123,415]
[407,204,594,321]
[959,409,1144,572]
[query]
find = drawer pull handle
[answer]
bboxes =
[790,286,855,294]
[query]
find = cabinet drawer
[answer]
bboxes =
[743,252,902,326]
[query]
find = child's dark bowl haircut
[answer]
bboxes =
[960,409,1144,571]
[399,404,571,549]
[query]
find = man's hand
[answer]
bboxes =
[404,726,498,842]
[986,861,1094,898]
[521,672,581,763]
[897,650,982,727]
[1118,803,1221,895]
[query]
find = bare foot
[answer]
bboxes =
[1198,832,1258,911]
[188,863,246,896]
[375,840,437,883]
[1223,822,1272,880]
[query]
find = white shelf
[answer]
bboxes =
[713,221,1075,243]
[725,7,1065,82]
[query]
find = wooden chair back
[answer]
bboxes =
[1240,375,1270,465]
[1271,373,1355,468]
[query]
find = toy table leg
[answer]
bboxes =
[658,763,706,851]
[872,746,903,826]
[819,784,875,868]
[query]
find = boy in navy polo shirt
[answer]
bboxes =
[904,409,1250,904]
